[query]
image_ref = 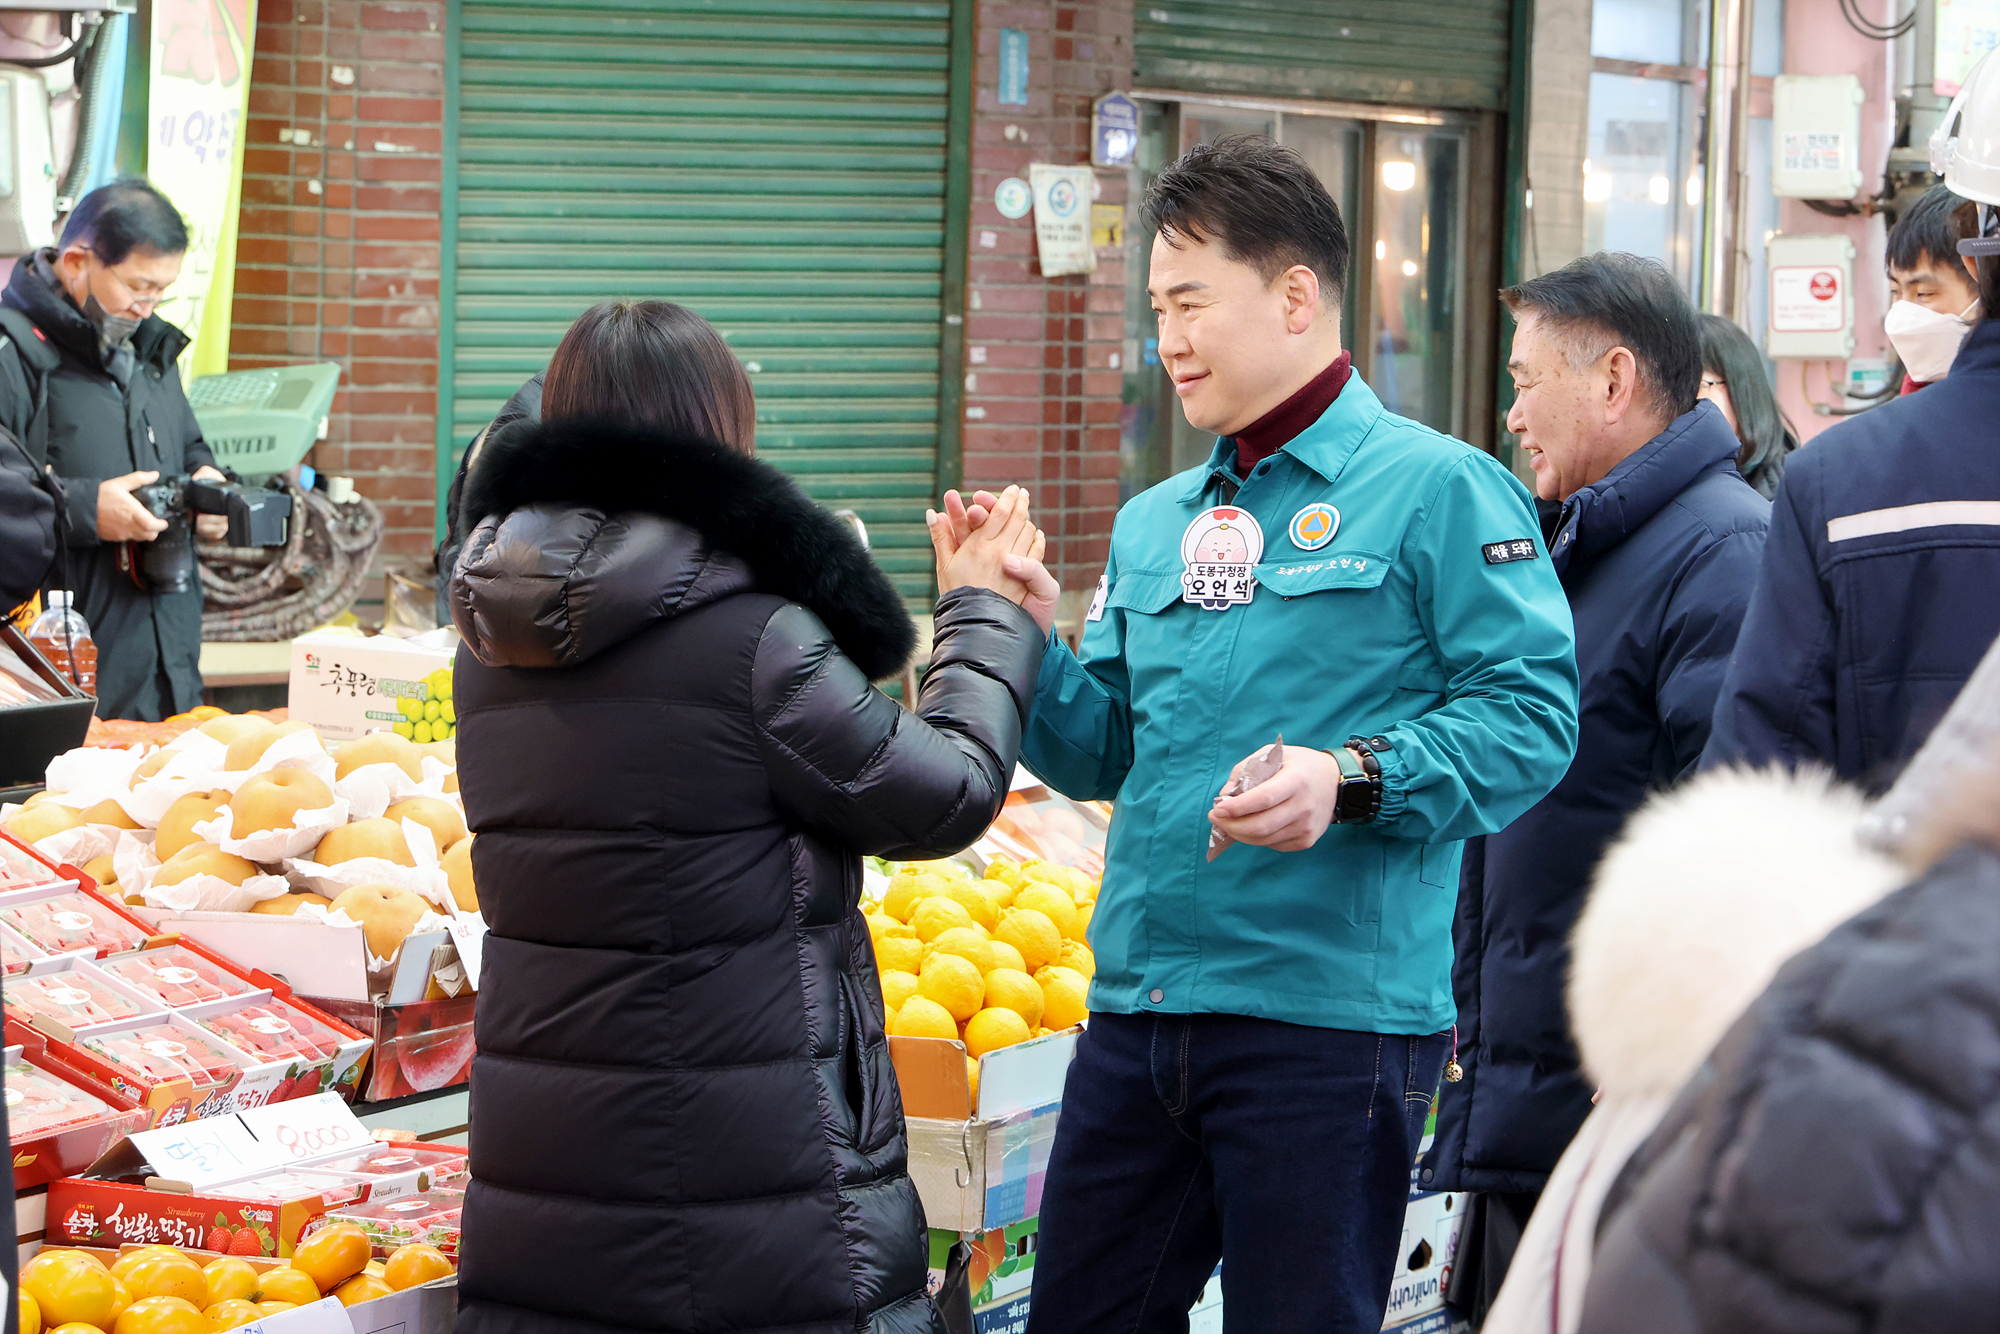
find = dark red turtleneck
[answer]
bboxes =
[1232,352,1352,476]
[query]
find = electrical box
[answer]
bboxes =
[0,69,55,254]
[1767,233,1857,359]
[1771,75,1866,199]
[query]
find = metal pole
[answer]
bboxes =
[1701,0,1752,316]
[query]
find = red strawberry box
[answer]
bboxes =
[0,881,163,959]
[46,1172,357,1258]
[4,956,163,1030]
[47,1093,407,1257]
[4,1035,149,1189]
[190,998,372,1102]
[99,942,262,1008]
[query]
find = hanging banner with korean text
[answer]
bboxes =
[1029,163,1096,278]
[149,0,257,378]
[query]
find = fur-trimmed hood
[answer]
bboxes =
[1567,765,1904,1097]
[450,416,916,678]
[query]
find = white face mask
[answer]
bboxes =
[1884,297,1981,383]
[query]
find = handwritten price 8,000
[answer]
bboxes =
[274,1121,355,1159]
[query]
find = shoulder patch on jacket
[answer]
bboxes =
[1483,539,1540,564]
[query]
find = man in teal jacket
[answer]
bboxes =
[932,138,1577,1333]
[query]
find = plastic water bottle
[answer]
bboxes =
[27,591,97,695]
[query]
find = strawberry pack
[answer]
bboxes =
[326,1187,464,1258]
[4,1035,149,1189]
[99,943,260,1007]
[0,884,157,957]
[4,964,152,1028]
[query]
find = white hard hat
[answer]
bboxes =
[1933,50,2000,206]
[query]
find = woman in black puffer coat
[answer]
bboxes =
[448,300,1047,1334]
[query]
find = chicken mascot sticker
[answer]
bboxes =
[1180,507,1264,609]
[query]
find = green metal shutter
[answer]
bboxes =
[1134,0,1511,111]
[441,0,966,602]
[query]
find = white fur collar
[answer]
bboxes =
[1568,766,1903,1095]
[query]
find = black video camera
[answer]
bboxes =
[123,473,292,596]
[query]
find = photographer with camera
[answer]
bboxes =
[1,179,224,720]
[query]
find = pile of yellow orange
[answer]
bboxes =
[18,1221,455,1334]
[865,857,1096,1089]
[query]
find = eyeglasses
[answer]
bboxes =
[80,248,172,316]
[1699,376,1728,391]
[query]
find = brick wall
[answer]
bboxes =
[961,0,1133,592]
[225,0,1135,591]
[228,0,445,570]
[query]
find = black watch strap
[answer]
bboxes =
[1333,737,1384,824]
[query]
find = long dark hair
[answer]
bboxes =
[543,300,756,454]
[1698,314,1796,499]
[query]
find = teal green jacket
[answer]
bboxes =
[1021,377,1579,1034]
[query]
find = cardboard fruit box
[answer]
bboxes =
[45,1092,440,1258]
[891,1026,1080,1233]
[311,994,475,1102]
[288,627,457,746]
[55,1244,458,1334]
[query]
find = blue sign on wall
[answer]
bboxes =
[999,28,1029,105]
[1092,92,1140,167]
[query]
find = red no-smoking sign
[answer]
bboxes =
[1809,271,1839,300]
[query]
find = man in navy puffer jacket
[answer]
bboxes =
[1705,314,2000,793]
[1425,256,1769,1318]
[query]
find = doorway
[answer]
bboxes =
[1119,95,1500,500]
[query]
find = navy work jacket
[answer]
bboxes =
[1706,319,2000,793]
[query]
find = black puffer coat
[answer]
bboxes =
[1579,843,2000,1334]
[449,417,1044,1334]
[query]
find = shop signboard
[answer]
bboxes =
[149,0,258,378]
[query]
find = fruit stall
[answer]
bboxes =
[0,613,477,1334]
[0,615,1465,1334]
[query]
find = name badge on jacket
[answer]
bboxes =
[1181,507,1262,609]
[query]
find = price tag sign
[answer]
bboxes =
[446,913,486,991]
[129,1116,269,1191]
[238,1091,365,1162]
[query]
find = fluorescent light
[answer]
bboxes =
[1686,173,1703,207]
[1649,175,1670,204]
[1375,239,1386,260]
[1401,259,1419,276]
[1382,160,1417,191]
[1584,171,1613,203]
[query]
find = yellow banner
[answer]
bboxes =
[148,0,257,378]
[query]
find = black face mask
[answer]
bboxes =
[83,291,141,348]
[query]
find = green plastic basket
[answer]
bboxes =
[186,362,342,479]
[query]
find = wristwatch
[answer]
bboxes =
[1330,738,1384,824]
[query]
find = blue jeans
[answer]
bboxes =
[1025,1012,1447,1334]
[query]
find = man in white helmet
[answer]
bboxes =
[1705,51,2000,792]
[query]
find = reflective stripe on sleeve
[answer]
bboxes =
[1826,500,2000,542]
